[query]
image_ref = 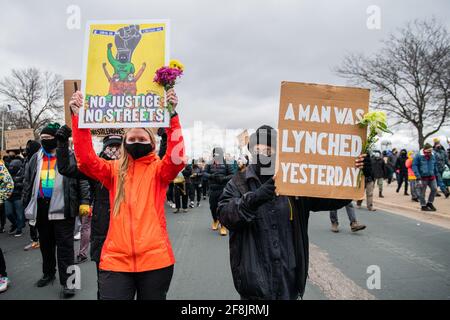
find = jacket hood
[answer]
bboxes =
[8,159,23,174]
[26,140,41,159]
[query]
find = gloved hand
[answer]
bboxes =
[247,178,276,209]
[55,125,72,143]
[79,204,91,217]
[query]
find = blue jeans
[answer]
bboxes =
[417,179,437,207]
[330,202,357,225]
[5,198,25,232]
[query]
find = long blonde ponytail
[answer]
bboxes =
[113,127,156,216]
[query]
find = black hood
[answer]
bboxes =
[25,140,41,159]
[400,149,408,158]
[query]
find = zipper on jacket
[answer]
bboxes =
[128,162,137,272]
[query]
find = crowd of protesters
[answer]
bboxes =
[0,87,449,299]
[352,138,450,216]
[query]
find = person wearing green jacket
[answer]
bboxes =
[107,43,135,81]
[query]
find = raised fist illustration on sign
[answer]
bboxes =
[114,24,142,63]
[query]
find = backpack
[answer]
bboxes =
[443,165,450,180]
[173,172,185,184]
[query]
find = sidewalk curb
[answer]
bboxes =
[373,199,450,221]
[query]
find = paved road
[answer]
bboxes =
[1,198,449,300]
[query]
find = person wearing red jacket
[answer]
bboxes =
[69,88,186,300]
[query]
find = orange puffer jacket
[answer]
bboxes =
[72,114,185,272]
[405,158,416,181]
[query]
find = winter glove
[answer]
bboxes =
[247,178,276,209]
[79,204,91,217]
[55,125,72,143]
[157,127,166,137]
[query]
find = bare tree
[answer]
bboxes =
[0,68,63,138]
[336,19,450,148]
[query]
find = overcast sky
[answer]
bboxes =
[1,0,449,153]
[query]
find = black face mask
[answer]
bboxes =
[41,139,57,152]
[252,153,276,176]
[125,143,154,160]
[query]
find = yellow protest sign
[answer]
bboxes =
[80,20,170,128]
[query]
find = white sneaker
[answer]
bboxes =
[74,232,81,241]
[0,277,10,293]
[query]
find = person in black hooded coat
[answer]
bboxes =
[203,147,233,235]
[395,149,409,195]
[22,140,42,249]
[54,125,122,298]
[218,125,367,300]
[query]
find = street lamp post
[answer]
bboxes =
[1,104,13,153]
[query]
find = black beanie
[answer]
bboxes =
[40,123,61,137]
[248,125,277,151]
[103,135,123,150]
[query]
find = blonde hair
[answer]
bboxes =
[113,127,156,216]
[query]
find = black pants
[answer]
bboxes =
[186,183,195,202]
[0,202,5,229]
[36,198,75,286]
[192,184,202,203]
[95,262,100,300]
[167,183,174,203]
[173,183,188,209]
[174,184,188,209]
[0,247,6,277]
[98,265,174,300]
[29,223,39,242]
[397,173,408,193]
[202,181,208,197]
[209,189,223,221]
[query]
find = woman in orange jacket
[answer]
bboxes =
[69,89,185,300]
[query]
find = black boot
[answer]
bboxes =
[379,190,384,198]
[62,285,76,298]
[36,274,56,287]
[445,189,450,199]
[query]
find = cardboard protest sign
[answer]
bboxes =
[5,129,35,150]
[80,20,170,129]
[64,80,81,128]
[275,82,369,200]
